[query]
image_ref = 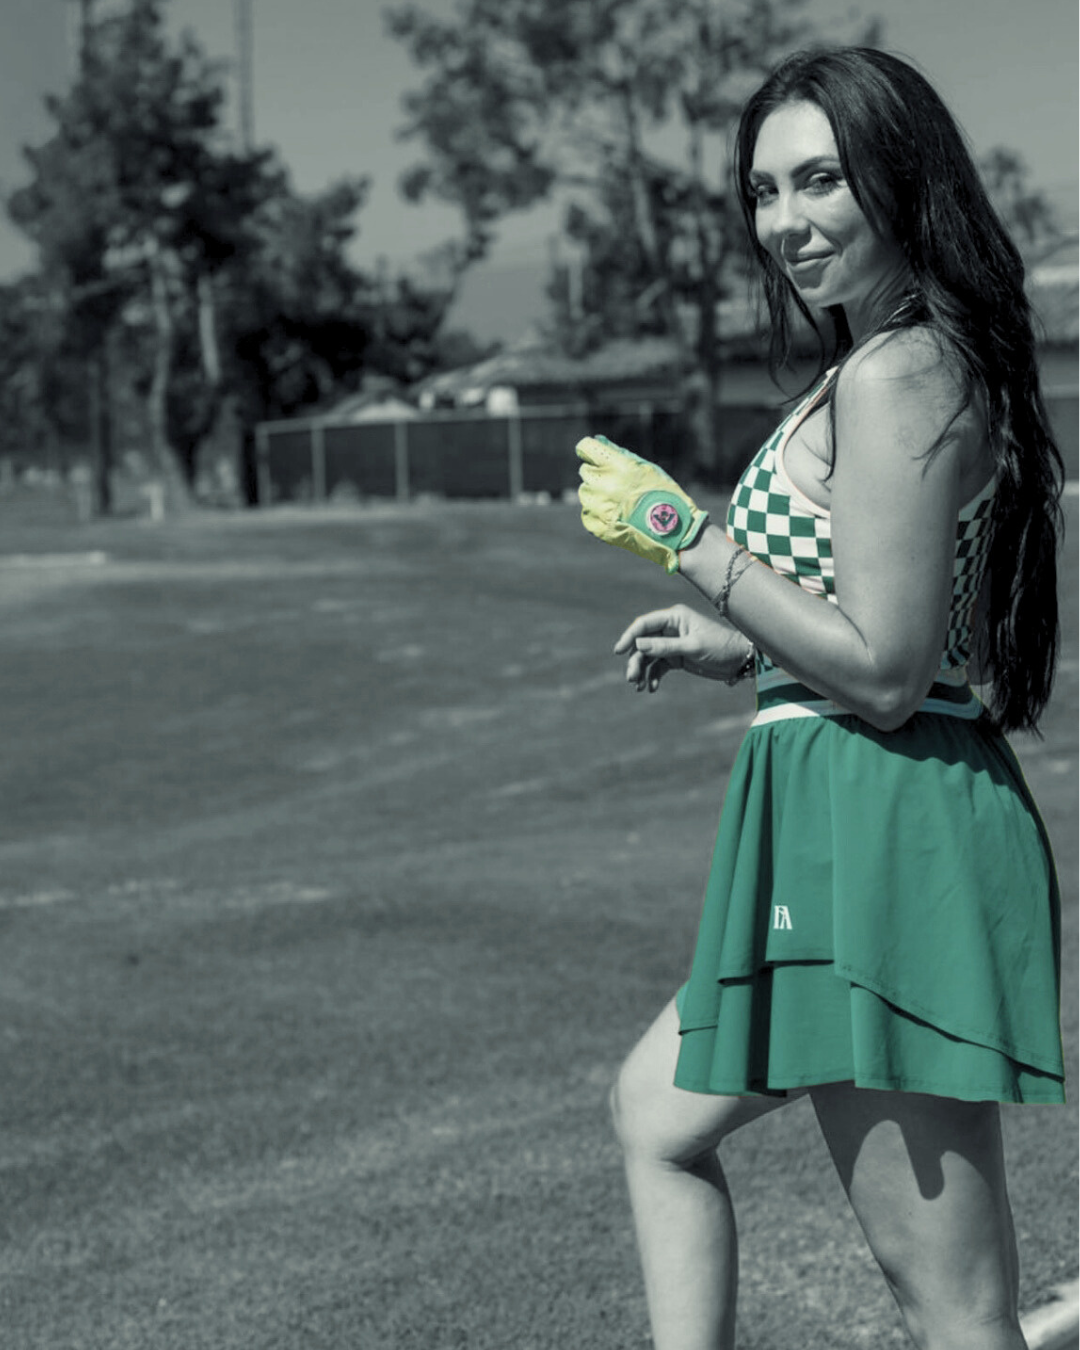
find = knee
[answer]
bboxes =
[899,1307,1024,1350]
[607,1001,753,1166]
[867,1214,1021,1350]
[608,1052,706,1166]
[884,1264,1022,1350]
[608,1058,643,1154]
[609,1051,673,1160]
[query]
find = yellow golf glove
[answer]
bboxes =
[576,434,709,574]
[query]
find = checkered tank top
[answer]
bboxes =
[727,369,997,680]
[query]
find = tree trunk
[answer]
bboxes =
[691,266,723,479]
[685,107,724,479]
[192,269,232,494]
[685,364,721,485]
[146,244,190,510]
[239,421,260,507]
[87,345,113,516]
[619,87,687,354]
[196,271,222,388]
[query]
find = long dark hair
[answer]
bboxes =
[734,46,1063,734]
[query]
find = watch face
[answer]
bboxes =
[646,501,682,536]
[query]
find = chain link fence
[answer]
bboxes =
[255,380,1078,506]
[253,400,788,504]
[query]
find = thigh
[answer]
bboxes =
[612,997,803,1163]
[810,1083,1019,1314]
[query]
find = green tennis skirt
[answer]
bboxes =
[674,675,1065,1104]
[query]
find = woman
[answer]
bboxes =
[576,47,1065,1350]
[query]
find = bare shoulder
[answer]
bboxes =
[837,326,965,405]
[833,326,983,462]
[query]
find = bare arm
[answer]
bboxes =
[678,333,974,731]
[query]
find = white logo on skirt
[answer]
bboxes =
[773,905,793,930]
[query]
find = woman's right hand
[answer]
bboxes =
[613,604,754,692]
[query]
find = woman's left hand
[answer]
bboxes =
[576,435,709,574]
[614,604,753,692]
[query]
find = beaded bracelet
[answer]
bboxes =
[711,547,755,619]
[723,641,757,686]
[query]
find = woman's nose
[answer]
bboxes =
[767,191,810,247]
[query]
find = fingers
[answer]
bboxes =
[639,662,670,694]
[578,481,616,516]
[619,611,690,695]
[625,647,648,688]
[614,604,700,694]
[576,436,623,467]
[579,483,616,539]
[613,606,688,654]
[577,435,651,473]
[626,649,671,693]
[644,660,670,693]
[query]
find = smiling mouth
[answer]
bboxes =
[788,254,831,271]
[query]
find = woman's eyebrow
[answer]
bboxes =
[749,154,842,183]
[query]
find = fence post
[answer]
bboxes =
[311,420,326,502]
[507,413,524,499]
[393,420,410,500]
[255,423,271,505]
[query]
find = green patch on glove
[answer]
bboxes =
[576,434,708,574]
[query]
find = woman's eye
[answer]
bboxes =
[807,173,839,195]
[751,184,776,206]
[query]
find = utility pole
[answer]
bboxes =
[64,0,116,514]
[233,0,258,504]
[234,0,255,150]
[549,234,585,326]
[64,0,95,77]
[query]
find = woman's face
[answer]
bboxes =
[748,100,909,334]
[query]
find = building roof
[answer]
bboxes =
[417,244,1077,407]
[415,333,686,406]
[325,392,420,422]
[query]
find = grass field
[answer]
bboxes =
[0,488,1074,1349]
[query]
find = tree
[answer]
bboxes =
[8,0,286,506]
[361,242,479,384]
[225,175,373,493]
[0,276,72,473]
[388,0,880,473]
[8,0,470,510]
[222,172,474,499]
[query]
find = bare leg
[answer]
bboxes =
[811,1083,1026,1350]
[611,998,802,1350]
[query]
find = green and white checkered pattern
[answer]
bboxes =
[727,377,996,679]
[942,478,995,669]
[727,423,834,598]
[727,382,835,677]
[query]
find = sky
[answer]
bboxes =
[1,0,1076,340]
